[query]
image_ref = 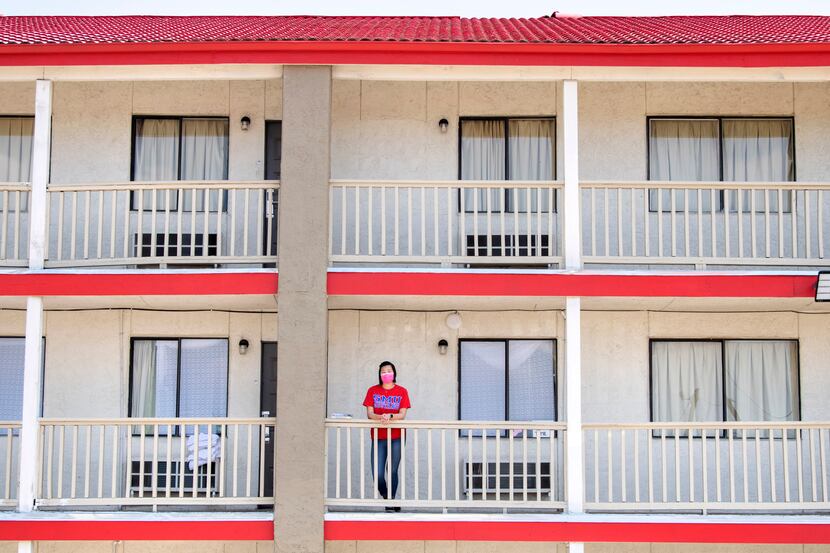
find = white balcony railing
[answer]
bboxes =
[324,419,566,511]
[581,181,830,266]
[0,422,21,508]
[584,422,830,512]
[37,418,275,508]
[330,180,564,266]
[44,181,279,268]
[0,183,30,267]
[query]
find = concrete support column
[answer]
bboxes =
[562,80,581,271]
[565,297,584,514]
[275,65,331,553]
[29,79,52,270]
[18,296,44,512]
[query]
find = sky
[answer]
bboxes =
[5,0,830,17]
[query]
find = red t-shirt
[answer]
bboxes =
[363,384,411,440]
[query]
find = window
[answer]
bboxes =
[648,117,794,211]
[0,117,34,211]
[651,340,799,426]
[0,338,26,421]
[459,340,556,434]
[131,117,229,211]
[129,339,228,434]
[459,117,555,212]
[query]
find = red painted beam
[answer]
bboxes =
[324,520,830,544]
[327,272,817,298]
[0,272,278,296]
[0,520,274,541]
[2,41,830,68]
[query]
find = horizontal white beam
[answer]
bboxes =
[0,64,283,82]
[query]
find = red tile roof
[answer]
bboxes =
[1,15,830,46]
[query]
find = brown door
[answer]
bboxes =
[260,341,278,497]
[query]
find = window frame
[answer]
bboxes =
[129,115,230,211]
[646,116,796,214]
[457,338,558,425]
[127,337,230,436]
[648,338,802,437]
[458,116,558,214]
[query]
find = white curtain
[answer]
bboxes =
[460,341,506,436]
[649,119,719,211]
[0,117,34,212]
[461,120,505,212]
[508,340,555,422]
[134,119,180,210]
[509,119,554,212]
[722,119,793,182]
[725,341,798,422]
[131,340,157,418]
[0,338,25,421]
[181,119,229,212]
[652,341,723,423]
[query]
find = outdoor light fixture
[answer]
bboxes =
[438,118,449,133]
[817,271,830,302]
[240,115,251,131]
[438,339,449,355]
[238,339,250,355]
[445,312,462,330]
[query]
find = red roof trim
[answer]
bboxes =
[0,520,274,541]
[324,520,830,544]
[327,272,817,298]
[0,272,278,296]
[2,40,830,67]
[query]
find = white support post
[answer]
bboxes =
[563,80,581,270]
[29,79,52,270]
[17,297,43,512]
[18,543,34,553]
[565,297,584,513]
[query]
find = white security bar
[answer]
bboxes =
[329,180,564,266]
[581,181,830,266]
[0,422,21,508]
[324,419,566,511]
[583,422,830,512]
[37,418,276,508]
[44,181,279,267]
[0,184,31,267]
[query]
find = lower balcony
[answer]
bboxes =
[32,417,275,509]
[324,419,830,514]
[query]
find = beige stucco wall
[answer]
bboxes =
[0,79,283,184]
[0,309,277,418]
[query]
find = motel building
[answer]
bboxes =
[1,11,830,553]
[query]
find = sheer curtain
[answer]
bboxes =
[723,119,794,212]
[725,340,798,422]
[0,117,34,211]
[179,339,228,434]
[181,119,229,211]
[508,340,555,423]
[460,341,506,437]
[131,340,178,432]
[461,120,505,212]
[649,119,719,211]
[652,341,723,423]
[131,340,158,418]
[134,119,180,209]
[0,338,25,421]
[509,119,554,212]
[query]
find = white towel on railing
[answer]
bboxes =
[186,433,221,471]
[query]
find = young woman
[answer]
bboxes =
[362,360,411,511]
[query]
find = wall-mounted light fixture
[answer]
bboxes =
[438,339,449,355]
[438,118,449,133]
[238,339,250,355]
[445,311,462,330]
[240,115,252,131]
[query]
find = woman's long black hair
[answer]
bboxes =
[378,360,397,385]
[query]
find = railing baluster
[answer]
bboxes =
[420,186,426,257]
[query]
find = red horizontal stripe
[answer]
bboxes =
[0,272,278,296]
[324,520,830,544]
[1,41,830,67]
[327,272,817,298]
[0,520,274,541]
